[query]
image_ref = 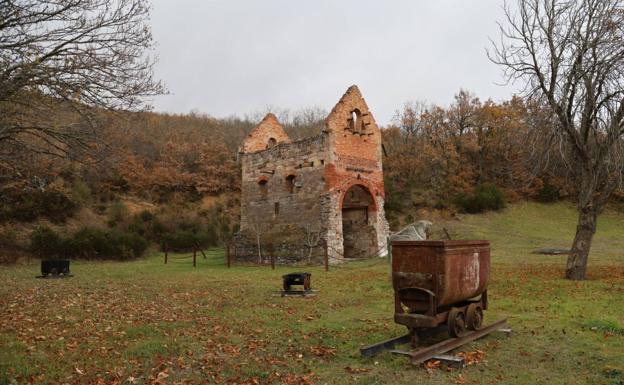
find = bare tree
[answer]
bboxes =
[248,221,264,264]
[490,0,624,280]
[0,0,164,162]
[392,101,428,143]
[300,225,322,264]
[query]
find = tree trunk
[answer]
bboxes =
[565,206,598,280]
[256,234,262,264]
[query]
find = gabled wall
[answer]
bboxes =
[322,86,389,261]
[241,113,291,153]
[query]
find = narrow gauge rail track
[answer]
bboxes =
[360,319,509,366]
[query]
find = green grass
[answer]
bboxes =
[0,202,623,384]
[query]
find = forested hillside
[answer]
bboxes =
[1,90,622,262]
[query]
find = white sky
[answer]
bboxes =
[150,0,520,125]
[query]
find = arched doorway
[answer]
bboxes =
[341,184,378,259]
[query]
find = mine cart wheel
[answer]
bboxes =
[466,303,484,330]
[283,282,291,292]
[447,308,467,338]
[303,276,311,291]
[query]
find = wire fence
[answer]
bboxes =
[161,237,392,271]
[162,243,228,267]
[226,237,391,271]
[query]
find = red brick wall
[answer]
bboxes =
[324,85,385,200]
[241,113,291,153]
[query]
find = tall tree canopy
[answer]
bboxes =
[490,0,624,280]
[0,0,164,163]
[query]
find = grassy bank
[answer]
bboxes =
[1,202,623,385]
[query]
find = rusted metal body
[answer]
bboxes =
[391,240,490,339]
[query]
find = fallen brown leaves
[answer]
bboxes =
[0,275,326,385]
[457,349,486,366]
[309,345,336,358]
[423,349,486,374]
[424,359,442,374]
[454,373,467,384]
[344,366,371,374]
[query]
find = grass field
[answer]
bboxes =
[1,202,623,385]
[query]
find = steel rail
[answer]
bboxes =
[360,325,448,358]
[390,318,508,365]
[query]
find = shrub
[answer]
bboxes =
[112,230,149,260]
[163,230,200,251]
[66,227,148,260]
[30,226,148,260]
[30,226,63,258]
[455,184,506,214]
[162,227,218,251]
[0,190,77,222]
[107,200,129,227]
[66,227,114,259]
[537,183,560,203]
[71,180,91,204]
[138,210,153,222]
[127,210,164,241]
[0,228,18,246]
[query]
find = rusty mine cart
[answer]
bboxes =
[391,240,490,347]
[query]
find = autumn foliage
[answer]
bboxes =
[0,90,622,260]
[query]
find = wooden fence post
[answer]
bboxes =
[267,242,275,270]
[193,249,197,267]
[324,239,329,272]
[226,242,231,268]
[164,243,168,265]
[196,242,207,259]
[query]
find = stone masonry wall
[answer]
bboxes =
[235,85,389,265]
[239,135,329,262]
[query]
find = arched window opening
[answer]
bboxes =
[349,109,363,133]
[267,137,277,149]
[258,179,268,199]
[285,174,296,194]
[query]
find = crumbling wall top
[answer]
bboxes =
[241,113,291,153]
[324,85,379,136]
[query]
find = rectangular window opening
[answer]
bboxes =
[274,202,279,215]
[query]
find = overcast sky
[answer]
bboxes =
[150,0,520,125]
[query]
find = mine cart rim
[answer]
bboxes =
[447,308,467,338]
[466,303,484,330]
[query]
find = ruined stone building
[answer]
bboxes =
[234,86,389,263]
